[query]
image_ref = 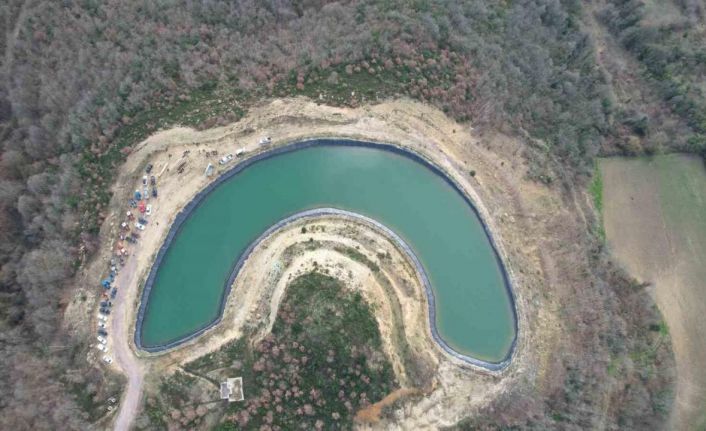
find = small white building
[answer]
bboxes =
[220,377,244,402]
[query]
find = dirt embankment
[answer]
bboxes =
[65,98,578,430]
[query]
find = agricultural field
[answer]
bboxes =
[601,154,706,430]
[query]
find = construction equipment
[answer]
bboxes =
[176,160,187,174]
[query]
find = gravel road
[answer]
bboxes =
[111,255,145,431]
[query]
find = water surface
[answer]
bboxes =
[140,143,515,362]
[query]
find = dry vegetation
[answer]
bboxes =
[0,0,701,429]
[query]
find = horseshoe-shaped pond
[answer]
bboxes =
[136,140,517,366]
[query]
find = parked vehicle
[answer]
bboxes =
[146,163,153,174]
[98,322,107,328]
[125,236,136,244]
[97,314,108,322]
[99,300,111,308]
[150,175,156,186]
[146,204,152,216]
[138,217,148,225]
[134,222,145,231]
[97,336,107,344]
[219,154,234,165]
[111,288,118,299]
[152,188,158,198]
[99,307,111,315]
[97,329,108,337]
[103,356,113,364]
[259,136,272,145]
[96,344,108,352]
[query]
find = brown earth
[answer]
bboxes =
[355,388,422,424]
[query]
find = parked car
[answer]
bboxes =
[142,175,147,185]
[219,154,234,165]
[98,322,107,329]
[98,329,108,337]
[97,336,107,344]
[134,222,145,231]
[99,307,111,315]
[146,204,152,216]
[99,300,112,308]
[259,136,272,145]
[146,163,153,174]
[103,356,113,364]
[150,175,156,186]
[138,217,148,225]
[97,315,107,322]
[96,344,108,352]
[110,288,117,299]
[152,187,158,198]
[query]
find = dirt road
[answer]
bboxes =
[111,254,145,431]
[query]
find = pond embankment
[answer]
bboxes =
[135,141,518,368]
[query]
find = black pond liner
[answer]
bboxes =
[134,138,519,371]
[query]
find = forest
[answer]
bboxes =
[0,0,702,429]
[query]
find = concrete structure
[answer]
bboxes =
[219,377,244,402]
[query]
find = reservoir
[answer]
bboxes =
[138,140,516,363]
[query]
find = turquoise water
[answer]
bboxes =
[139,144,515,361]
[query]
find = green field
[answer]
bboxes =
[600,154,706,430]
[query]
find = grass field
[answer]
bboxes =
[600,154,706,430]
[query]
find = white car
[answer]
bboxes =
[97,314,108,322]
[219,154,234,165]
[96,344,108,352]
[134,222,145,230]
[103,356,113,364]
[259,136,272,145]
[98,322,107,329]
[146,204,152,216]
[97,336,107,344]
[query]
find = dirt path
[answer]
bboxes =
[355,388,421,424]
[111,254,145,431]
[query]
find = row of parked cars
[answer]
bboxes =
[95,162,160,365]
